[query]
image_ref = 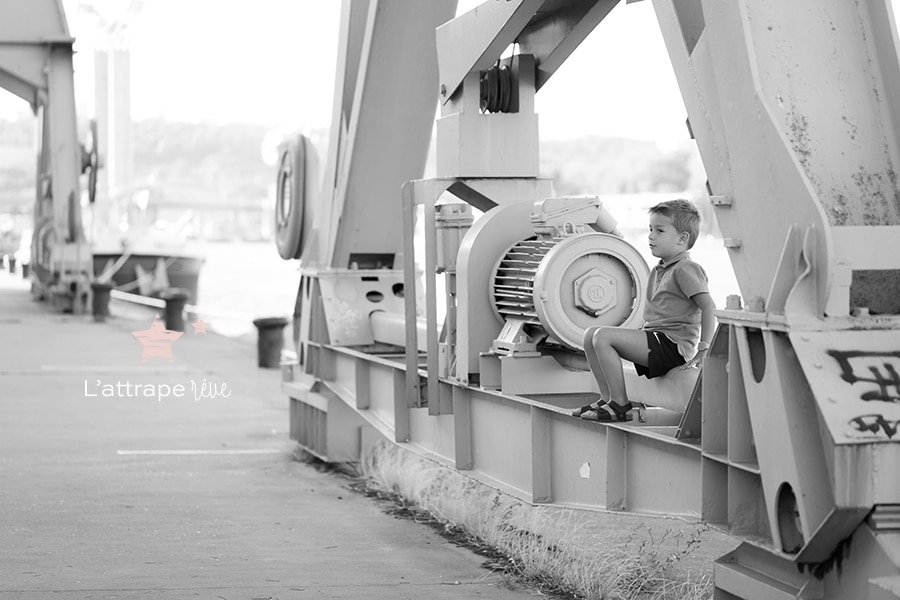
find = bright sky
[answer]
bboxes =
[0,0,689,143]
[6,1,900,144]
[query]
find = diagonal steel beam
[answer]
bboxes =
[437,0,543,104]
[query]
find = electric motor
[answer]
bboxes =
[492,232,649,350]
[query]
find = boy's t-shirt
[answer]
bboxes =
[642,251,708,360]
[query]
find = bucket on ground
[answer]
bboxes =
[252,317,289,368]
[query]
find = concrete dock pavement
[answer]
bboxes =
[0,274,536,599]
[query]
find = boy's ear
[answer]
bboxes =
[678,231,689,245]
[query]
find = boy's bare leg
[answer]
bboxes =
[581,327,608,400]
[590,327,650,408]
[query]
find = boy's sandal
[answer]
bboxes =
[582,402,633,422]
[571,399,606,418]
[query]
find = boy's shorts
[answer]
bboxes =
[634,330,685,379]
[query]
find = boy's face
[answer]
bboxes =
[648,213,687,260]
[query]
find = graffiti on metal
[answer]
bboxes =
[825,350,900,439]
[847,414,900,439]
[827,350,900,403]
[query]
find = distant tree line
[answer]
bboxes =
[539,135,716,235]
[1,118,709,216]
[0,119,36,212]
[540,135,705,196]
[133,119,273,205]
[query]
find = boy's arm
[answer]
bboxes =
[682,292,716,369]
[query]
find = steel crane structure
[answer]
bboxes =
[278,0,900,597]
[293,0,900,597]
[0,0,92,312]
[278,1,900,596]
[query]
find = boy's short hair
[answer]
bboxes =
[649,199,701,248]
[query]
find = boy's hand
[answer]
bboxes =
[681,349,707,370]
[687,292,716,371]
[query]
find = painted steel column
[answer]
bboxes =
[423,185,441,415]
[530,407,552,503]
[46,45,83,245]
[401,180,422,409]
[317,1,457,269]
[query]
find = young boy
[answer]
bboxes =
[573,199,716,422]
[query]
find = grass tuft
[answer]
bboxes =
[354,440,714,600]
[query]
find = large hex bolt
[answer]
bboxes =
[573,268,618,317]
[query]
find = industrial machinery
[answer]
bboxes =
[279,1,900,598]
[0,0,93,312]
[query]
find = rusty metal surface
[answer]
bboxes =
[747,0,900,229]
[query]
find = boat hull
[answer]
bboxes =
[92,253,204,303]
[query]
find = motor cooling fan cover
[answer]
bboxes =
[533,233,649,350]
